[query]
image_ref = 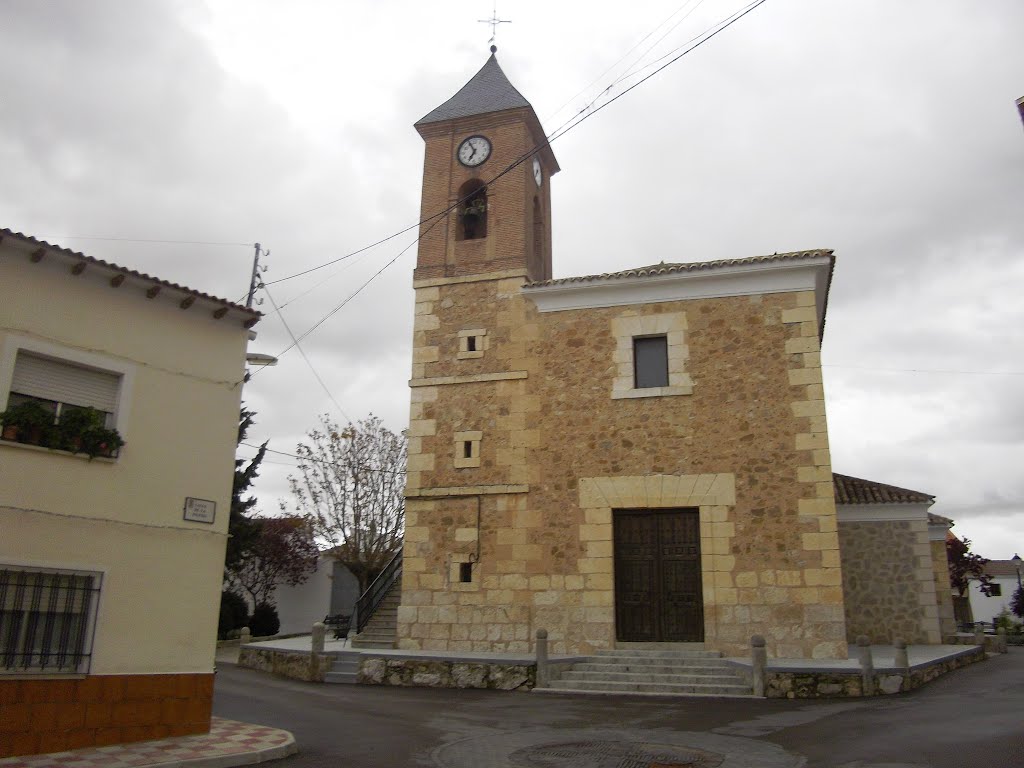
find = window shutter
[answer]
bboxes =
[634,336,669,389]
[10,352,120,412]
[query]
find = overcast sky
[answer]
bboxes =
[2,0,1022,559]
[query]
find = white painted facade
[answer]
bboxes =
[0,231,256,675]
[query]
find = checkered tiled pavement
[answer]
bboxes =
[0,718,296,768]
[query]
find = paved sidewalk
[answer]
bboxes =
[0,718,297,768]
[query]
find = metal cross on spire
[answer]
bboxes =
[478,2,511,48]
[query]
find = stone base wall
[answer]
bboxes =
[765,645,984,698]
[838,519,941,644]
[237,647,330,683]
[0,673,212,758]
[359,657,535,690]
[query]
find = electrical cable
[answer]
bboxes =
[254,283,354,425]
[260,0,768,293]
[240,441,407,475]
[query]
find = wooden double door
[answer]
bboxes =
[613,508,704,642]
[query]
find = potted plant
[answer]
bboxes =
[0,399,56,445]
[79,424,125,460]
[55,407,105,453]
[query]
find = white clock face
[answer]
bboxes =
[457,135,491,167]
[532,158,542,187]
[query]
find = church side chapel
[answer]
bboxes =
[396,49,954,659]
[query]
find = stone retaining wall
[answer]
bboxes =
[358,657,537,690]
[764,645,984,698]
[238,647,331,683]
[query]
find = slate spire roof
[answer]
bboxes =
[417,51,532,126]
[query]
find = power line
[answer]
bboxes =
[258,0,769,294]
[542,0,706,127]
[240,441,407,475]
[254,283,353,425]
[242,0,769,385]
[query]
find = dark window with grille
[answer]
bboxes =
[989,584,1002,597]
[0,567,100,674]
[634,336,669,389]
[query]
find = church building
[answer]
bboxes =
[396,50,953,659]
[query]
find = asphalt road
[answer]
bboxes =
[213,648,1024,767]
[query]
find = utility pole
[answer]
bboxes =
[246,243,267,309]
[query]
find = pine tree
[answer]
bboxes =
[225,405,267,579]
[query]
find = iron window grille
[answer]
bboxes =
[0,566,101,674]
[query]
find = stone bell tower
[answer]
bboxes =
[397,50,560,653]
[413,47,559,283]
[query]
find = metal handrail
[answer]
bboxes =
[354,547,403,635]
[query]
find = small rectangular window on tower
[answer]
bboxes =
[457,329,487,359]
[459,562,473,583]
[453,431,482,468]
[634,336,669,389]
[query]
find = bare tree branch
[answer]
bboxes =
[285,414,406,592]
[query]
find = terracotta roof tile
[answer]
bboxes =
[524,249,834,288]
[832,473,934,505]
[0,228,260,321]
[983,560,1023,578]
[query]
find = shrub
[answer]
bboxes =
[249,602,280,638]
[218,590,249,640]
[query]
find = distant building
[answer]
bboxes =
[968,559,1023,626]
[0,229,258,758]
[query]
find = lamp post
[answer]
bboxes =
[1012,553,1022,589]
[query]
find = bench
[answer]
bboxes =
[323,613,351,639]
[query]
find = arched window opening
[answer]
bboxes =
[457,180,487,241]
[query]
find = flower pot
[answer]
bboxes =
[1,424,19,441]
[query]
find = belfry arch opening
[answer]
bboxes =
[457,180,488,241]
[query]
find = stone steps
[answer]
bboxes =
[545,647,753,698]
[324,651,361,684]
[350,580,401,649]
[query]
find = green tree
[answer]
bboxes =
[946,536,998,597]
[225,405,267,579]
[1011,586,1024,620]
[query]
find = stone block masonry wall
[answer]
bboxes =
[0,673,213,758]
[838,520,942,644]
[401,279,848,659]
[931,539,957,639]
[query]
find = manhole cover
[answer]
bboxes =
[508,740,725,768]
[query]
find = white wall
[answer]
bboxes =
[967,575,1020,625]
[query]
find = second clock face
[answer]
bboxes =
[458,135,492,167]
[532,158,542,187]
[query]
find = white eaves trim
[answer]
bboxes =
[836,502,933,524]
[522,256,832,327]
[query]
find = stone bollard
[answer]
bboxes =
[893,638,909,671]
[973,624,985,646]
[856,635,875,696]
[312,622,327,654]
[751,635,767,698]
[535,628,549,689]
[996,626,1008,654]
[239,626,251,646]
